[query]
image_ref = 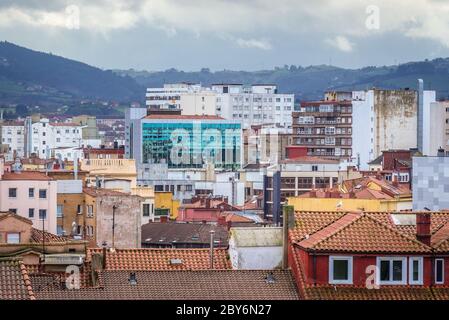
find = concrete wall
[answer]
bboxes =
[352,90,374,169]
[180,92,216,116]
[229,241,282,270]
[373,90,418,157]
[426,101,448,156]
[422,91,437,155]
[95,194,142,248]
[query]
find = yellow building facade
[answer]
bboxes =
[154,192,180,220]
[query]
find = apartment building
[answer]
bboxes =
[292,100,353,160]
[213,84,294,128]
[0,121,25,160]
[352,87,436,169]
[262,157,361,222]
[30,118,84,160]
[145,83,294,129]
[146,83,206,109]
[243,124,292,166]
[0,161,57,234]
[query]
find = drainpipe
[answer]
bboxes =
[312,252,317,286]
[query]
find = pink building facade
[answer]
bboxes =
[0,161,57,234]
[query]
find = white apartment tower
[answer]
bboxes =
[145,83,295,129]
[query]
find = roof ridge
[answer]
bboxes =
[292,211,349,243]
[431,219,449,249]
[363,214,432,251]
[304,213,364,249]
[19,261,36,300]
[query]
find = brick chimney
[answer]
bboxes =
[217,215,226,227]
[205,197,211,208]
[392,175,399,187]
[416,213,431,246]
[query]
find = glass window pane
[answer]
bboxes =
[380,260,390,281]
[436,260,444,283]
[393,260,403,281]
[333,259,349,280]
[413,260,420,282]
[7,233,20,244]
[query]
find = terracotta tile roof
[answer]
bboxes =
[0,212,33,224]
[290,211,346,242]
[32,270,299,300]
[341,176,411,197]
[30,228,68,244]
[0,258,35,300]
[289,246,442,300]
[141,222,229,247]
[87,248,232,270]
[291,211,432,253]
[145,114,225,120]
[302,284,435,300]
[1,171,53,180]
[26,262,94,289]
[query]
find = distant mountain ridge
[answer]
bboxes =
[1,41,449,116]
[0,41,144,107]
[115,60,449,101]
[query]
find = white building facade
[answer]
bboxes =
[145,83,295,129]
[351,89,436,169]
[0,122,25,160]
[31,119,84,160]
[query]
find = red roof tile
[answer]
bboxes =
[2,171,53,181]
[291,211,432,253]
[0,258,35,300]
[87,248,232,270]
[31,270,299,300]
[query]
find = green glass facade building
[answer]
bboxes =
[141,119,242,170]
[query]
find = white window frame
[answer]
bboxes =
[376,257,407,285]
[408,257,424,285]
[329,256,353,284]
[435,259,445,284]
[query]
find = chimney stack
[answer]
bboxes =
[392,175,399,187]
[416,212,431,246]
[217,215,226,227]
[282,205,295,269]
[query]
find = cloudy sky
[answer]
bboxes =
[1,0,449,71]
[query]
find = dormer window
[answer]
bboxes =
[377,257,407,285]
[329,256,353,284]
